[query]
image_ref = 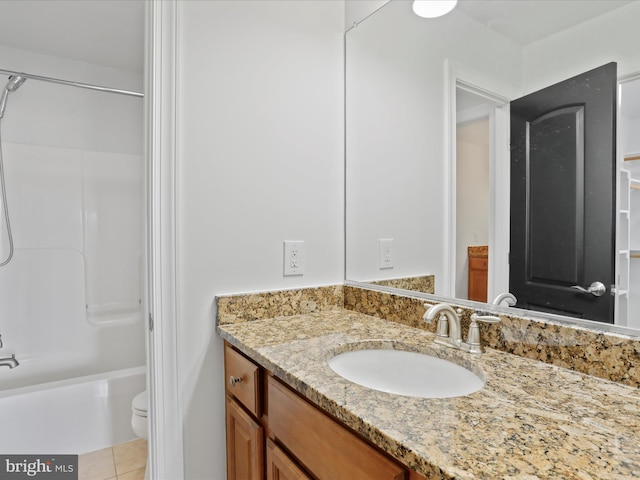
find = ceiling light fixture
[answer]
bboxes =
[412,0,458,18]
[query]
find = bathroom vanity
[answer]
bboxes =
[217,287,640,479]
[224,342,417,479]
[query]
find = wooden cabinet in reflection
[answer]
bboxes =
[468,246,488,302]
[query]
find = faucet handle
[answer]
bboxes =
[466,312,501,354]
[0,334,3,348]
[471,312,501,324]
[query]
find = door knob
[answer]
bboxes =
[570,281,606,297]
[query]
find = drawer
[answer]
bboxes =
[268,375,405,480]
[469,256,488,270]
[224,344,261,417]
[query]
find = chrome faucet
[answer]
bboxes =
[423,303,463,348]
[492,292,517,306]
[423,303,500,354]
[0,354,19,369]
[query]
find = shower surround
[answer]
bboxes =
[0,45,145,396]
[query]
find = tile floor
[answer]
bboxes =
[78,438,147,480]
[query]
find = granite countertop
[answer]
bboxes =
[217,308,640,479]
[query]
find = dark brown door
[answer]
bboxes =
[509,62,617,323]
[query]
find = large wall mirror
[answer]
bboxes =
[345,0,640,333]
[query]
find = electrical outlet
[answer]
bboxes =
[284,241,305,276]
[379,238,394,269]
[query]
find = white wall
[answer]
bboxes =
[0,45,145,390]
[522,1,640,94]
[345,0,389,30]
[345,1,520,293]
[622,115,640,155]
[175,1,345,477]
[621,77,640,154]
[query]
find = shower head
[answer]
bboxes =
[6,75,26,92]
[0,75,27,119]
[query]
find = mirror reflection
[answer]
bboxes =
[345,0,640,331]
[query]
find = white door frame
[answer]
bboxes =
[443,60,519,301]
[146,0,184,478]
[615,55,640,326]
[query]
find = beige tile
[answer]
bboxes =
[117,467,146,480]
[113,439,148,475]
[78,447,116,480]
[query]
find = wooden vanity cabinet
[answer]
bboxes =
[225,344,265,480]
[224,342,428,480]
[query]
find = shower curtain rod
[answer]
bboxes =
[0,68,143,98]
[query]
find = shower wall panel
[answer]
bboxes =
[83,151,143,325]
[0,143,144,390]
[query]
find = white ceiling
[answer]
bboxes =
[457,0,635,46]
[0,0,635,77]
[0,0,144,73]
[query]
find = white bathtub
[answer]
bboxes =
[0,366,145,454]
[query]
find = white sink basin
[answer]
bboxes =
[328,349,484,398]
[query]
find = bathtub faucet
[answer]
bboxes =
[0,354,19,369]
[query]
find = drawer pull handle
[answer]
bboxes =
[229,375,243,387]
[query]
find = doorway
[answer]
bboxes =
[455,92,491,300]
[617,74,640,328]
[453,84,507,302]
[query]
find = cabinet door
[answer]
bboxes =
[226,396,264,480]
[266,439,311,480]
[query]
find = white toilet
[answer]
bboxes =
[131,390,148,439]
[131,390,149,479]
